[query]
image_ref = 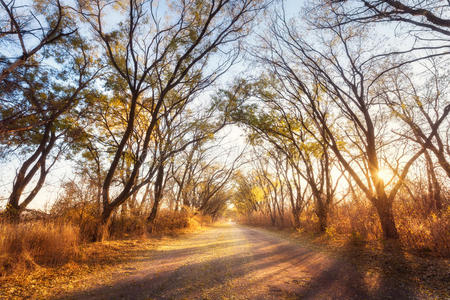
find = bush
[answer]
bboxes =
[237,212,293,228]
[109,208,207,238]
[330,201,382,240]
[109,213,147,239]
[150,209,192,233]
[397,207,450,256]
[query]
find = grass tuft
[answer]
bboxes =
[0,221,79,276]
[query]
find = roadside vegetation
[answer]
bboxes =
[0,209,210,276]
[236,199,450,257]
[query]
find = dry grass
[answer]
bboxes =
[397,208,450,257]
[147,209,192,234]
[328,201,382,241]
[108,209,212,238]
[0,208,211,279]
[0,221,80,276]
[0,209,210,298]
[238,202,450,257]
[237,213,293,229]
[0,238,158,299]
[51,201,100,242]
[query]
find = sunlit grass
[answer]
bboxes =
[238,202,450,257]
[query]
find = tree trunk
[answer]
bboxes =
[291,207,301,229]
[425,151,442,212]
[317,204,328,233]
[372,195,399,239]
[313,188,328,232]
[147,198,160,224]
[2,204,21,223]
[147,164,165,224]
[175,197,180,212]
[4,126,55,222]
[95,205,113,241]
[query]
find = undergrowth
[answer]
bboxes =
[238,202,450,257]
[0,208,211,277]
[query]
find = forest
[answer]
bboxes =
[0,0,449,299]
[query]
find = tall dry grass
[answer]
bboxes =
[396,207,450,256]
[238,200,450,257]
[107,208,212,237]
[0,221,80,276]
[148,209,213,234]
[0,205,211,277]
[237,212,293,228]
[51,192,212,240]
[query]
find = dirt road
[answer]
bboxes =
[60,224,423,300]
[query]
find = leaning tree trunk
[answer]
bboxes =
[147,164,165,224]
[3,125,55,223]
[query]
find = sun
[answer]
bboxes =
[376,168,392,182]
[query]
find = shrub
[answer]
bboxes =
[109,213,147,239]
[397,207,450,256]
[150,209,192,233]
[237,212,293,228]
[108,209,206,237]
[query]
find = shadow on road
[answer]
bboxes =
[57,225,436,300]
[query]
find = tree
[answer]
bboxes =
[232,171,264,216]
[317,0,450,37]
[1,32,99,221]
[225,76,339,231]
[0,0,76,81]
[0,0,78,137]
[76,0,268,240]
[378,60,450,179]
[249,8,438,239]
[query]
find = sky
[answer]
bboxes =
[0,0,407,210]
[0,0,438,211]
[1,0,295,211]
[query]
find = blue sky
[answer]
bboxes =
[0,0,430,211]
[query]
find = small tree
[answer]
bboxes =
[1,32,99,221]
